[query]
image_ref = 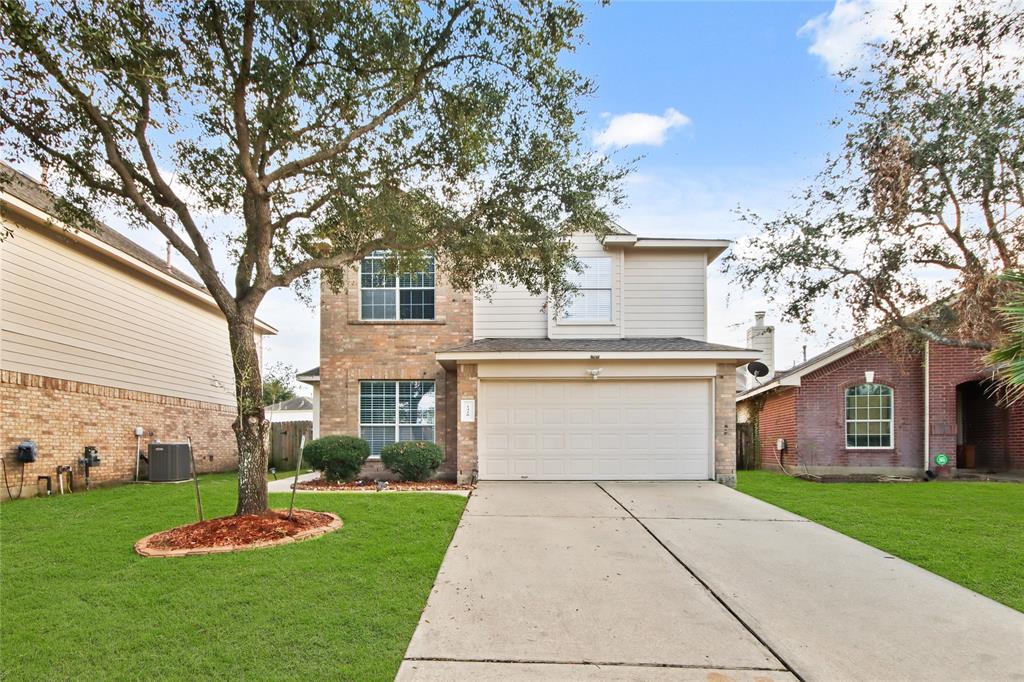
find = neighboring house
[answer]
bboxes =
[302,228,758,485]
[735,314,1023,477]
[0,164,277,499]
[265,396,314,423]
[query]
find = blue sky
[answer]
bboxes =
[15,0,904,390]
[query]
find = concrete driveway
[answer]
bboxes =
[398,482,1024,681]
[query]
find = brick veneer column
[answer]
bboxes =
[715,363,737,487]
[456,363,478,484]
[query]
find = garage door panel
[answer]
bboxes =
[479,379,711,481]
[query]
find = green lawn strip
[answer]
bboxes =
[737,471,1024,612]
[1,473,465,681]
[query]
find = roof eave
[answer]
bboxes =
[436,349,762,370]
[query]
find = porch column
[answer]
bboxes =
[715,362,738,487]
[456,363,479,484]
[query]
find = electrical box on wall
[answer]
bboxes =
[776,438,786,452]
[16,441,37,463]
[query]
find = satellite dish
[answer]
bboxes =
[747,361,770,378]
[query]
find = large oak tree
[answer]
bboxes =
[0,0,623,514]
[727,0,1023,351]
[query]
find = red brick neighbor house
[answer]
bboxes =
[735,314,1023,478]
[1,165,277,500]
[299,230,759,485]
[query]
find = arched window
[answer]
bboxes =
[845,384,893,448]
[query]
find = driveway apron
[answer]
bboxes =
[399,481,1024,681]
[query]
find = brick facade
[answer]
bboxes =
[318,267,473,479]
[455,363,478,483]
[756,388,800,471]
[1,371,237,500]
[714,363,738,487]
[740,341,1023,476]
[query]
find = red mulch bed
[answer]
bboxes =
[145,510,336,551]
[296,478,474,492]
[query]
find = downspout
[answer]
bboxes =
[923,341,931,476]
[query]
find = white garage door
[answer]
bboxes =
[478,380,712,480]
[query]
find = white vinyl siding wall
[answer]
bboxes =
[622,250,706,340]
[1,221,242,405]
[473,283,548,339]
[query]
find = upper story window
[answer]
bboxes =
[561,257,612,322]
[845,383,893,448]
[360,251,435,321]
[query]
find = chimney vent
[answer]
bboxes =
[746,312,775,381]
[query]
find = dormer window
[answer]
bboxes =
[360,251,435,320]
[561,257,612,322]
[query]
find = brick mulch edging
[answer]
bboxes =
[134,511,343,558]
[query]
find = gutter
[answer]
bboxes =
[923,341,930,473]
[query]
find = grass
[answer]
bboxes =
[266,467,312,481]
[737,470,1024,612]
[0,473,466,680]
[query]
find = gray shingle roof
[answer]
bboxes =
[266,396,314,411]
[441,337,756,353]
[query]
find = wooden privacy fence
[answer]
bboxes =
[269,421,313,470]
[736,422,758,470]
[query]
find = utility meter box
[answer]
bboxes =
[148,443,191,482]
[16,441,37,463]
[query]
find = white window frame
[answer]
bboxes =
[560,256,613,323]
[358,380,436,458]
[359,252,436,321]
[844,383,895,450]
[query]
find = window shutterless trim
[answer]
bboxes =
[358,380,436,458]
[844,384,895,450]
[358,253,436,321]
[560,256,613,323]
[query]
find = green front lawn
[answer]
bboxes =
[1,473,466,680]
[738,471,1024,612]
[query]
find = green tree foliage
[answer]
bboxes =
[727,0,1023,349]
[987,270,1024,404]
[261,361,297,405]
[0,0,623,514]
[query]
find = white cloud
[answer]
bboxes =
[800,0,1023,75]
[594,108,691,149]
[799,0,893,73]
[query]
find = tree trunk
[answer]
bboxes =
[228,316,269,515]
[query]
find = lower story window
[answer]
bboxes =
[359,380,436,456]
[845,383,893,448]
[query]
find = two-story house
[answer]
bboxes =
[300,226,758,486]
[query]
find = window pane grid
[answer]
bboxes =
[845,384,893,448]
[360,380,436,456]
[360,253,435,320]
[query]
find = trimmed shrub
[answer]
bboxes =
[380,441,444,482]
[302,436,370,482]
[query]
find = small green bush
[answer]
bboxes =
[302,436,369,482]
[380,441,444,482]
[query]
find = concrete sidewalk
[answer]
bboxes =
[399,481,1024,681]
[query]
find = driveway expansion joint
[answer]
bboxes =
[403,656,790,672]
[594,482,806,682]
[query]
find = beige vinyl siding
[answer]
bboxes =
[473,283,548,339]
[623,250,706,340]
[1,220,240,405]
[548,234,621,339]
